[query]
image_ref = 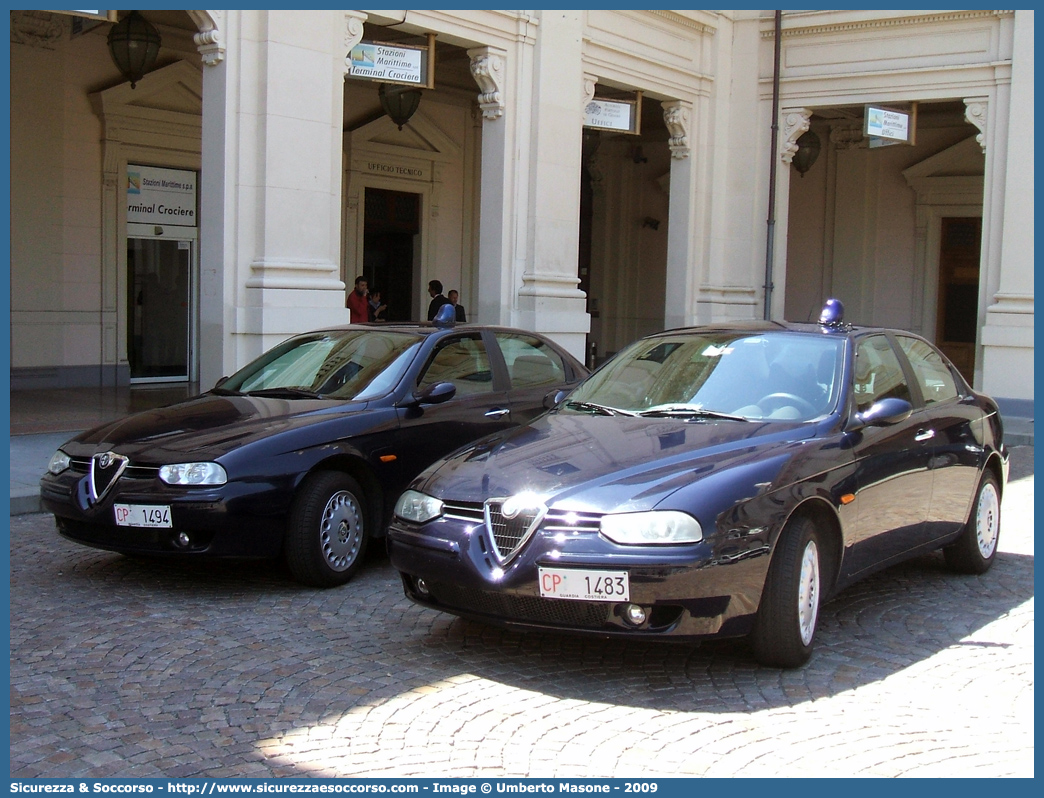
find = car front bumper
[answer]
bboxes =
[387,516,772,640]
[40,469,289,558]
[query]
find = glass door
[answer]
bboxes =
[127,228,196,382]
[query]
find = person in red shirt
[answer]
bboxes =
[347,276,370,323]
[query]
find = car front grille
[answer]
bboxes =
[426,581,610,629]
[485,503,540,559]
[441,500,603,562]
[69,456,159,481]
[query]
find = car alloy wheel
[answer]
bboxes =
[750,514,823,668]
[944,471,1001,575]
[974,480,1000,559]
[286,471,369,587]
[320,490,364,572]
[797,539,820,647]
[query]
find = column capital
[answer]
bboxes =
[468,46,507,121]
[662,100,692,159]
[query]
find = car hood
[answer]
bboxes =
[62,393,370,461]
[417,411,820,514]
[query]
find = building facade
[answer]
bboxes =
[9,9,1034,416]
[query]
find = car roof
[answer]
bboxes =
[652,319,903,340]
[299,322,566,340]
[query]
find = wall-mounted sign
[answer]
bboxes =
[48,10,117,21]
[127,165,198,227]
[584,91,643,135]
[864,105,911,143]
[360,160,431,182]
[348,37,435,88]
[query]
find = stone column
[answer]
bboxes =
[198,10,348,385]
[980,10,1034,413]
[662,100,697,331]
[514,10,590,360]
[467,44,512,326]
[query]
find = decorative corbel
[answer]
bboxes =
[188,11,225,66]
[583,73,598,107]
[662,101,692,159]
[468,46,507,121]
[344,10,367,73]
[964,97,988,153]
[829,124,865,151]
[781,108,812,164]
[193,29,223,67]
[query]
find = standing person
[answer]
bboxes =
[346,276,370,323]
[368,289,387,321]
[448,289,467,322]
[426,279,450,321]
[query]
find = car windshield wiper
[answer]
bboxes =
[565,400,637,417]
[637,404,749,421]
[244,387,326,399]
[210,386,242,396]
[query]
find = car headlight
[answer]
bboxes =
[47,450,71,475]
[159,462,227,486]
[600,510,703,545]
[394,490,445,524]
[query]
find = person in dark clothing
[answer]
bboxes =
[368,289,387,321]
[426,279,450,321]
[448,289,467,322]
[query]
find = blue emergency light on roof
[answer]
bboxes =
[818,298,845,328]
[433,303,457,328]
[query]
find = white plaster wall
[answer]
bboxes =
[10,30,107,369]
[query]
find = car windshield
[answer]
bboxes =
[218,330,423,401]
[567,331,845,421]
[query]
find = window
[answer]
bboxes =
[853,336,912,413]
[896,336,959,405]
[496,333,567,388]
[418,335,493,396]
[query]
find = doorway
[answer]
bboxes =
[935,216,981,383]
[363,188,421,321]
[127,225,197,382]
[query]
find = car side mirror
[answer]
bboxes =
[214,375,229,388]
[854,397,913,428]
[543,388,569,410]
[411,381,456,406]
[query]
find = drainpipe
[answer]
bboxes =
[763,10,782,320]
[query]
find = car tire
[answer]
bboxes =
[749,515,822,668]
[285,471,369,588]
[943,471,1001,575]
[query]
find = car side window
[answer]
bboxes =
[495,333,567,388]
[896,335,959,406]
[418,335,494,396]
[853,335,912,413]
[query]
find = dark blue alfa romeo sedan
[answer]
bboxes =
[40,313,586,587]
[387,301,1008,667]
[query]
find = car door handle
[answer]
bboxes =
[485,408,510,418]
[914,429,935,442]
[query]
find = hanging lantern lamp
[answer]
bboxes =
[378,83,423,130]
[792,131,822,177]
[107,11,162,89]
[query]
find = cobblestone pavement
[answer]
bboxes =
[10,447,1033,778]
